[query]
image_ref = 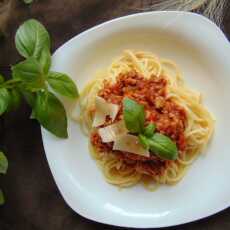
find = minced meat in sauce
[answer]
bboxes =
[91,71,187,176]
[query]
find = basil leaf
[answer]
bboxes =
[0,74,5,83]
[37,47,51,74]
[143,123,156,137]
[149,133,178,160]
[7,89,22,112]
[138,134,150,149]
[47,72,79,98]
[123,97,145,134]
[0,152,8,174]
[15,19,50,59]
[0,189,4,205]
[12,57,45,91]
[0,88,10,115]
[34,91,68,138]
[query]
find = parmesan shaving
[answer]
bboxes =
[113,134,150,157]
[98,120,128,143]
[92,96,119,127]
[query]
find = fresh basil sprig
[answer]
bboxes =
[10,19,79,138]
[11,19,79,137]
[0,19,79,138]
[123,97,178,160]
[0,19,79,205]
[0,151,8,205]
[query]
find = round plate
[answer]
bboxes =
[41,11,230,228]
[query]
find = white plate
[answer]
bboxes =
[41,11,230,228]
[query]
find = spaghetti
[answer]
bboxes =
[74,50,214,188]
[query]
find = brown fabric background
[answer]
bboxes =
[0,1,230,229]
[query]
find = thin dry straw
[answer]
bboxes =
[203,0,227,26]
[138,0,227,26]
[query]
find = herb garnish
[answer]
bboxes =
[0,19,79,138]
[123,97,178,160]
[0,18,80,205]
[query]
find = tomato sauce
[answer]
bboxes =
[91,71,187,176]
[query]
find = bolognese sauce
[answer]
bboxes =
[91,71,187,176]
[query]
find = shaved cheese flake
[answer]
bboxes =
[98,120,128,143]
[113,134,150,157]
[92,96,119,127]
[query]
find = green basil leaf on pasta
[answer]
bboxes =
[149,133,178,160]
[0,152,8,174]
[0,88,10,115]
[34,91,68,138]
[143,123,156,137]
[123,97,145,134]
[15,19,50,59]
[47,71,79,98]
[138,134,150,150]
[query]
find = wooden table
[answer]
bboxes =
[0,1,230,229]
